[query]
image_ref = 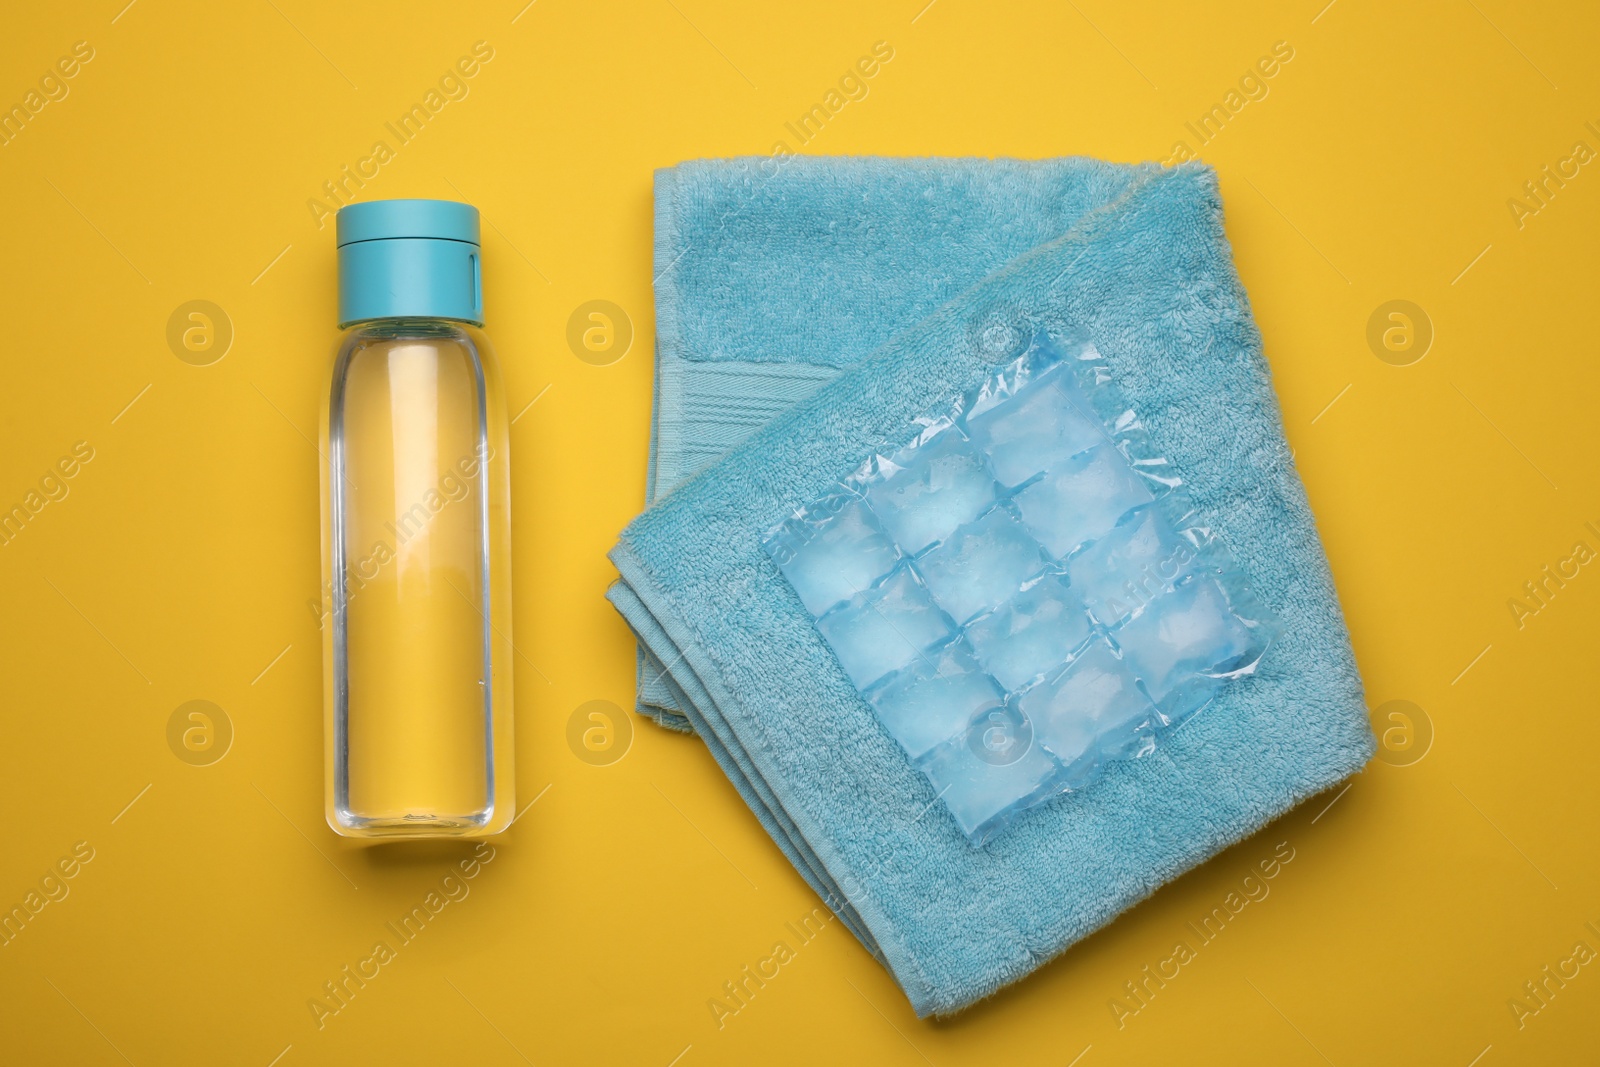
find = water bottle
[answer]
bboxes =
[320,199,514,839]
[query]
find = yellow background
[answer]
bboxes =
[1,1,1595,1063]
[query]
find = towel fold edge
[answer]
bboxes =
[607,552,943,1014]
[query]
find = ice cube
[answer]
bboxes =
[965,573,1094,691]
[1113,576,1256,715]
[815,565,953,690]
[1013,444,1155,559]
[966,378,1104,488]
[773,498,901,617]
[866,428,997,555]
[918,701,1059,843]
[1020,638,1156,779]
[1069,506,1202,627]
[914,507,1047,624]
[869,643,1003,760]
[965,337,1069,422]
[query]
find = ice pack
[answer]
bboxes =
[763,329,1275,844]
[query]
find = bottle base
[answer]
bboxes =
[328,807,502,840]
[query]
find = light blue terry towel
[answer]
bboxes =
[636,157,1158,729]
[609,157,1374,1016]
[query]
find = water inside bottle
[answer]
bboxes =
[327,328,496,831]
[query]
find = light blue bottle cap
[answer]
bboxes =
[336,199,483,328]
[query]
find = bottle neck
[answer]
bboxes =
[344,317,480,339]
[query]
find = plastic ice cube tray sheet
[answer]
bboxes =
[764,329,1277,845]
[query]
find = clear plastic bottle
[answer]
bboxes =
[320,200,513,839]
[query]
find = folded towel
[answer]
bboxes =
[635,158,1152,729]
[609,156,1374,1016]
